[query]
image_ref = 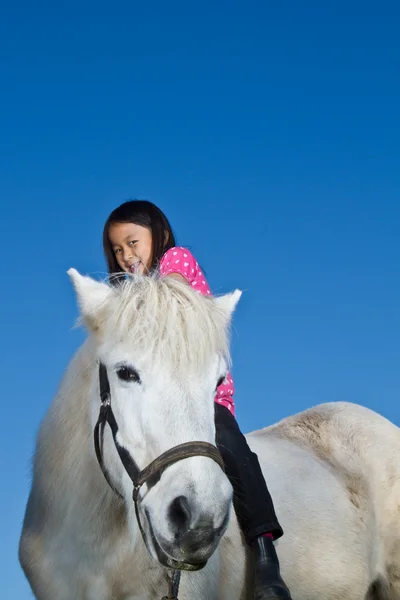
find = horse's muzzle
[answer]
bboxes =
[146,504,227,571]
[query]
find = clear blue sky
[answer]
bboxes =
[1,2,399,597]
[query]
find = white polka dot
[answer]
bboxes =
[183,253,187,257]
[184,262,189,267]
[206,290,210,295]
[173,251,177,255]
[175,259,180,263]
[191,268,195,273]
[198,272,202,276]
[202,280,205,285]
[192,281,197,286]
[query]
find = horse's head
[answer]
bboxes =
[68,269,241,570]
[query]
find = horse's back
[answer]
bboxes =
[259,401,400,522]
[241,402,400,599]
[266,402,400,563]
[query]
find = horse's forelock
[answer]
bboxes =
[99,275,231,371]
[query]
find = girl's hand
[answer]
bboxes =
[166,273,188,285]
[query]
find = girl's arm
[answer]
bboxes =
[159,246,212,296]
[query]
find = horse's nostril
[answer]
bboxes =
[169,495,191,531]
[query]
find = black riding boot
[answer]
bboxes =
[252,536,292,600]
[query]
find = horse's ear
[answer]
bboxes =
[67,268,113,332]
[214,289,242,322]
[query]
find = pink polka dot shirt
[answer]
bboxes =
[159,246,235,417]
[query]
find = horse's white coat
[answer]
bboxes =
[19,271,400,599]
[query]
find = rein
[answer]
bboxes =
[94,362,224,600]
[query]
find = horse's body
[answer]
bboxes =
[20,271,400,600]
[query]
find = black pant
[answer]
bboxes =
[214,403,283,544]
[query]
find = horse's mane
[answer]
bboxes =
[96,274,231,371]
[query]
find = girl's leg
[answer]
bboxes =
[214,403,282,541]
[215,403,292,600]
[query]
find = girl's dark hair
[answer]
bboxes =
[103,200,176,276]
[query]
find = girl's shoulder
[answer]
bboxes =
[160,246,211,295]
[160,246,197,266]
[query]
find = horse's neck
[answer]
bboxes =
[38,340,131,533]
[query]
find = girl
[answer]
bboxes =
[103,200,292,600]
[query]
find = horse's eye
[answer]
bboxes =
[117,366,141,384]
[216,375,225,389]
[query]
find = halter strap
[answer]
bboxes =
[95,363,224,500]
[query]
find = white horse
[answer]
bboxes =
[19,270,400,600]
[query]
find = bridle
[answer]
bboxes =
[94,362,225,600]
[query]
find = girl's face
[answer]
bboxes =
[108,222,153,275]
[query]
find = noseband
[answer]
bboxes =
[94,362,224,599]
